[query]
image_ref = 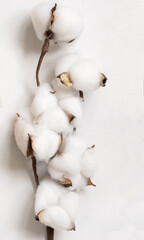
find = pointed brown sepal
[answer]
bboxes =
[57,72,73,87]
[58,175,72,187]
[87,144,95,150]
[16,113,21,117]
[79,90,84,101]
[68,39,76,43]
[100,73,107,87]
[35,210,45,224]
[50,3,57,26]
[68,114,76,123]
[49,90,56,94]
[87,178,96,187]
[58,134,63,148]
[69,223,76,231]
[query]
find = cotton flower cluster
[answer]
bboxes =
[14,0,108,236]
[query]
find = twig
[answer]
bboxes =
[46,227,54,240]
[31,156,39,187]
[36,30,54,87]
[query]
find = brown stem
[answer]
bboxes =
[46,227,54,240]
[31,156,39,187]
[36,37,50,87]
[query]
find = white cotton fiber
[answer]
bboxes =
[63,135,87,156]
[35,178,78,230]
[36,106,70,133]
[81,150,97,178]
[55,53,79,77]
[52,7,83,43]
[31,1,56,41]
[31,83,57,118]
[59,192,79,220]
[48,165,63,182]
[31,2,83,43]
[35,178,61,214]
[69,59,102,92]
[39,206,74,230]
[48,152,81,177]
[14,114,35,157]
[52,78,77,100]
[31,128,60,162]
[59,96,82,126]
[69,174,88,191]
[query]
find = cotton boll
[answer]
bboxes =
[59,192,79,220]
[48,153,81,177]
[38,206,74,230]
[52,7,83,43]
[59,97,83,127]
[31,2,83,43]
[36,106,70,133]
[35,178,61,215]
[81,150,97,178]
[69,59,103,92]
[30,128,61,162]
[31,83,57,118]
[31,1,56,41]
[14,114,35,157]
[63,135,87,157]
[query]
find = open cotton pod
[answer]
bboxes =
[31,83,57,118]
[14,114,35,157]
[31,1,83,86]
[81,148,97,179]
[29,128,61,162]
[35,178,78,230]
[56,55,107,97]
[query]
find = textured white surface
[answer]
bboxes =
[0,0,144,239]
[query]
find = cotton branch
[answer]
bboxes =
[36,31,53,87]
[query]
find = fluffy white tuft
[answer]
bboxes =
[31,128,60,162]
[55,53,79,77]
[63,135,87,156]
[69,59,102,92]
[59,96,83,127]
[35,178,61,214]
[36,106,70,133]
[40,206,74,230]
[59,192,79,219]
[81,150,97,178]
[31,83,57,118]
[48,152,81,177]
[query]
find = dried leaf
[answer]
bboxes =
[68,114,76,123]
[58,175,72,187]
[87,178,96,187]
[58,134,63,148]
[68,39,76,43]
[50,3,57,26]
[87,144,95,150]
[100,73,107,87]
[57,72,73,87]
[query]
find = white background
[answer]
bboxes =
[0,0,144,239]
